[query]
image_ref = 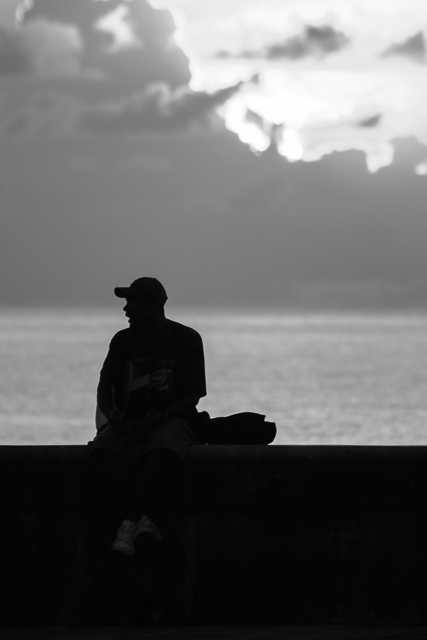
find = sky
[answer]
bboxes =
[2,0,427,310]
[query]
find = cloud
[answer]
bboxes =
[0,1,252,139]
[0,14,92,78]
[1,78,248,138]
[21,0,120,41]
[0,23,33,73]
[19,0,191,96]
[94,4,142,52]
[245,107,268,131]
[153,0,427,173]
[381,31,426,63]
[78,78,246,133]
[0,0,29,26]
[265,25,349,60]
[216,24,350,60]
[5,0,427,175]
[1,90,80,138]
[19,17,89,77]
[23,0,183,63]
[358,114,382,128]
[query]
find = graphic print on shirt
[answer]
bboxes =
[121,357,176,394]
[132,356,175,394]
[117,355,177,417]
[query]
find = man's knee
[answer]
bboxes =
[141,447,182,474]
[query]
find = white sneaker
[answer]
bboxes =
[111,519,137,555]
[134,515,163,541]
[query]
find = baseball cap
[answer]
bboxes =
[114,277,168,306]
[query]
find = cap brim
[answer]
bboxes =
[114,287,130,298]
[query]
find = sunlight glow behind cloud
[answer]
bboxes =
[95,4,141,51]
[150,0,427,172]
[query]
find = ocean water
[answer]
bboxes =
[1,308,427,446]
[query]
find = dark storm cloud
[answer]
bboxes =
[22,0,128,51]
[2,79,248,137]
[266,25,350,60]
[358,114,382,128]
[22,0,191,92]
[2,0,238,137]
[245,108,267,131]
[216,25,350,60]
[23,0,178,51]
[244,108,285,151]
[78,79,246,133]
[0,15,86,78]
[381,31,426,63]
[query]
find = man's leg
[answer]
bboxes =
[90,447,140,555]
[90,447,132,510]
[126,447,183,536]
[92,442,183,555]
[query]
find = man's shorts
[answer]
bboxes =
[88,417,196,460]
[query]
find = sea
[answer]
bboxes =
[1,307,427,447]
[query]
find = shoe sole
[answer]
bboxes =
[111,543,134,556]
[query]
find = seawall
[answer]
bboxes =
[2,444,427,627]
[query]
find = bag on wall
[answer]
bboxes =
[192,411,277,445]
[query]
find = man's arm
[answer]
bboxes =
[146,326,206,429]
[95,331,127,429]
[95,403,109,431]
[96,379,123,425]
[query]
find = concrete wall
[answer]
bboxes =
[2,444,427,627]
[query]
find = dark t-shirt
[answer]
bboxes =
[98,320,206,421]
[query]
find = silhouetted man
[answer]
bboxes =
[90,277,206,555]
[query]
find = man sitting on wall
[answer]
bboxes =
[90,276,206,555]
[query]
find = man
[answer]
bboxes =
[90,276,206,556]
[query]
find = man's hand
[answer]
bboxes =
[150,369,172,392]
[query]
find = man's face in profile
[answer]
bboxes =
[123,295,157,327]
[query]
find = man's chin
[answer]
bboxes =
[127,317,143,327]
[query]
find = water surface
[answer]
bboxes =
[1,308,427,446]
